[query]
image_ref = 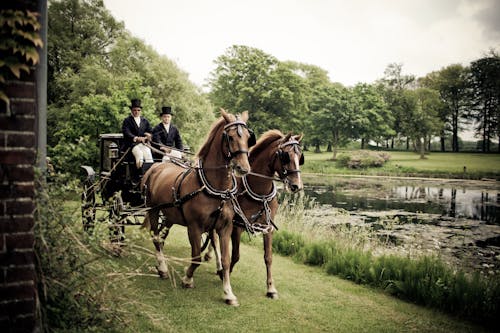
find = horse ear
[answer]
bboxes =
[294,134,304,143]
[282,132,292,143]
[220,108,231,123]
[240,110,249,122]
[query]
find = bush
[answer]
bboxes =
[337,150,391,169]
[35,174,124,332]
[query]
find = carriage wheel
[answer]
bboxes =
[81,182,96,234]
[109,191,126,243]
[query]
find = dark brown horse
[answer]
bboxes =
[206,130,304,299]
[141,109,255,306]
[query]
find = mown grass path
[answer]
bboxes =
[109,227,489,333]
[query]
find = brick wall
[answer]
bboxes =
[0,1,40,332]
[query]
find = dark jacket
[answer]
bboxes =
[152,123,183,151]
[121,115,153,150]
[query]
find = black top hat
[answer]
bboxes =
[160,106,173,116]
[129,99,142,109]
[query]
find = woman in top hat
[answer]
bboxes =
[121,98,154,169]
[152,106,183,161]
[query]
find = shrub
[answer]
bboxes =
[337,150,391,169]
[35,175,124,332]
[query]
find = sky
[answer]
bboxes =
[102,0,499,90]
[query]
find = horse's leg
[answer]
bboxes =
[209,231,223,280]
[219,226,239,306]
[147,209,169,279]
[181,225,202,288]
[264,231,278,299]
[230,227,242,273]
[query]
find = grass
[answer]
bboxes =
[93,226,490,333]
[302,150,500,179]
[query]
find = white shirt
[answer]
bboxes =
[134,116,141,127]
[163,123,170,134]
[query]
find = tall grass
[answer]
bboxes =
[35,175,131,332]
[273,193,500,327]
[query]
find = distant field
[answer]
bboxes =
[302,150,500,179]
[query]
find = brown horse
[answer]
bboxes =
[141,109,255,306]
[206,130,304,299]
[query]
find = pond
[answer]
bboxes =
[305,185,500,225]
[300,176,500,274]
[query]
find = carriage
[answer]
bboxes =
[80,133,190,240]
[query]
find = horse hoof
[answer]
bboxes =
[225,299,239,306]
[181,277,194,288]
[216,270,223,281]
[158,271,169,279]
[266,292,279,299]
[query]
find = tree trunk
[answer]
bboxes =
[440,129,445,152]
[326,143,332,152]
[314,143,321,153]
[391,137,394,149]
[419,138,426,159]
[406,137,410,150]
[361,138,365,149]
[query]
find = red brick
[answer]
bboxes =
[9,100,36,116]
[0,150,36,165]
[6,233,34,250]
[6,133,35,148]
[0,184,34,200]
[0,116,35,131]
[0,166,35,182]
[5,266,35,283]
[0,217,35,233]
[0,284,35,300]
[0,251,34,266]
[5,200,34,215]
[0,299,36,318]
[4,82,36,99]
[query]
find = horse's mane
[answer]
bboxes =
[249,129,284,161]
[196,117,228,160]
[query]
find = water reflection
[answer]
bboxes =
[304,185,500,224]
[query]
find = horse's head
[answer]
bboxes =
[220,108,254,177]
[275,133,304,193]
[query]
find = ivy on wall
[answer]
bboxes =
[0,9,43,111]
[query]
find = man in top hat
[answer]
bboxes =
[122,98,154,169]
[152,106,183,161]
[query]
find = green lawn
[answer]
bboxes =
[94,226,489,333]
[302,150,500,179]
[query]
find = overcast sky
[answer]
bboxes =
[102,0,499,89]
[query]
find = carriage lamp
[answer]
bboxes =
[108,142,119,159]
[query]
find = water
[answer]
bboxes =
[305,185,500,225]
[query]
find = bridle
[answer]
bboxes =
[274,139,303,180]
[222,120,256,159]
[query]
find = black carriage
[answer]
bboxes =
[80,133,148,240]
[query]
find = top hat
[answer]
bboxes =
[160,106,173,116]
[129,99,142,109]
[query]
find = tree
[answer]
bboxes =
[378,63,416,148]
[310,83,355,160]
[46,0,215,175]
[208,45,308,135]
[468,52,500,152]
[48,0,124,104]
[351,83,394,149]
[401,88,443,158]
[420,65,469,152]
